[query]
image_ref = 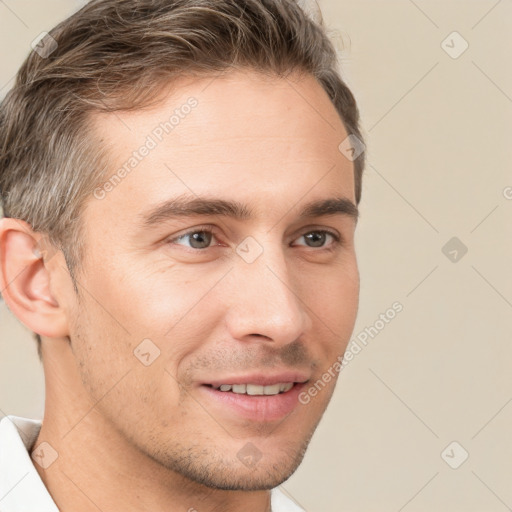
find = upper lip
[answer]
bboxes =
[203,371,311,388]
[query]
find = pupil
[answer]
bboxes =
[306,232,325,247]
[190,231,212,249]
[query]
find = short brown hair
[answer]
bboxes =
[0,0,365,359]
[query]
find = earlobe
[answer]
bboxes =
[0,218,69,338]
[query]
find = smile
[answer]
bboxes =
[200,381,308,422]
[209,382,294,395]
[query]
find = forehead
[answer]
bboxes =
[86,70,355,227]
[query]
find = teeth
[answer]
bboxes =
[232,384,246,394]
[280,382,294,393]
[246,384,264,395]
[213,382,295,395]
[263,384,281,395]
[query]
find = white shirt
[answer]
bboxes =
[0,416,305,512]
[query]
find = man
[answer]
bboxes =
[0,0,365,510]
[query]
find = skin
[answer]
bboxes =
[0,69,359,512]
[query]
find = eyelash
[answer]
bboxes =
[167,225,342,251]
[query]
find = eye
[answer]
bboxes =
[293,230,340,249]
[170,228,218,250]
[167,227,342,251]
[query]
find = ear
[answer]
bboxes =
[0,218,69,338]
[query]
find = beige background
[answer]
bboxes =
[1,1,511,510]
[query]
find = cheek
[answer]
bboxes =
[303,258,359,347]
[334,268,360,336]
[70,301,187,427]
[68,300,134,400]
[69,260,229,398]
[93,256,228,340]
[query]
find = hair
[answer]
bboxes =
[0,0,365,361]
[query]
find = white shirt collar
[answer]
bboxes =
[0,415,59,512]
[0,416,305,512]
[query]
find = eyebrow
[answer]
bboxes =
[140,194,359,228]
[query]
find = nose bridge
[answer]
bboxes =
[225,240,311,343]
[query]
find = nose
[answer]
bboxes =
[224,242,312,345]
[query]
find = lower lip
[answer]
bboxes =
[199,383,307,423]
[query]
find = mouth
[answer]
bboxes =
[204,382,296,395]
[199,377,309,423]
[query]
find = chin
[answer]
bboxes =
[187,462,301,492]
[152,439,309,492]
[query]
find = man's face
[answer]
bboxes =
[62,70,359,490]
